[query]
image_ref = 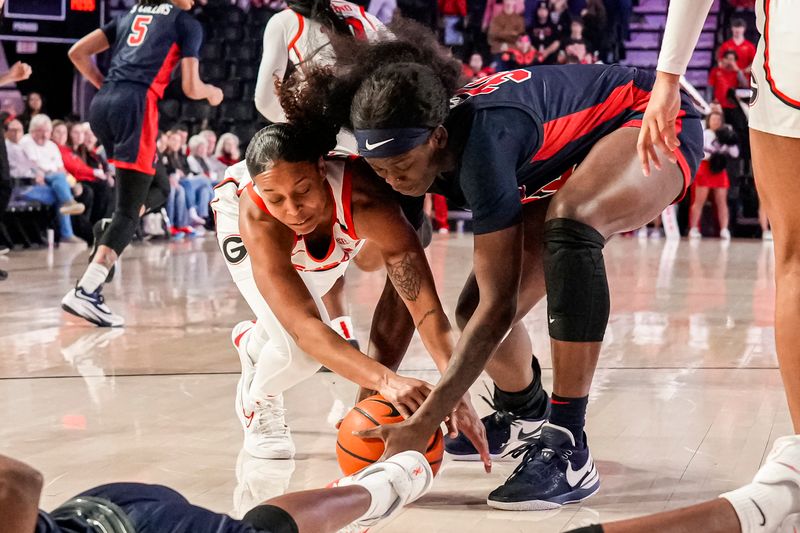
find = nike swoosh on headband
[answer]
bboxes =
[365,138,395,151]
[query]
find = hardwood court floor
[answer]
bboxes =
[0,234,790,532]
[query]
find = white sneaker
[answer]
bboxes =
[233,448,295,518]
[688,228,702,239]
[335,451,434,530]
[764,230,774,242]
[61,287,124,327]
[720,228,731,240]
[232,320,256,428]
[244,395,295,459]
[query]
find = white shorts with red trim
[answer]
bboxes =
[750,0,800,138]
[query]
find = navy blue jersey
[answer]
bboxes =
[436,63,703,234]
[101,3,202,97]
[35,483,267,533]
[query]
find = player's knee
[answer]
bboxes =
[242,504,299,533]
[99,211,139,256]
[543,218,609,343]
[548,195,605,232]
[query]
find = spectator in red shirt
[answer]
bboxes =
[708,50,747,110]
[500,34,537,68]
[462,53,494,82]
[717,17,756,77]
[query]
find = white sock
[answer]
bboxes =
[331,316,356,340]
[354,470,397,521]
[246,322,269,363]
[78,263,110,293]
[721,482,796,533]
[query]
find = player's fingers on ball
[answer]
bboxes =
[354,426,384,441]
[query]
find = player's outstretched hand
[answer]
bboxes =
[445,395,491,473]
[355,418,430,459]
[7,61,32,83]
[207,86,224,106]
[379,374,433,419]
[637,71,682,177]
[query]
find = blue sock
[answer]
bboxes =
[549,393,588,448]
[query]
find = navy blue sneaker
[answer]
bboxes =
[487,423,600,510]
[445,392,550,461]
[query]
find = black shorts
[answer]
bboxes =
[89,82,160,176]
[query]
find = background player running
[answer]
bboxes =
[211,97,482,458]
[62,0,223,327]
[1,449,433,533]
[255,0,385,350]
[296,20,704,510]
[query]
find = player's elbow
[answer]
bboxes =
[67,44,84,66]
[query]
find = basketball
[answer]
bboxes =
[336,395,444,476]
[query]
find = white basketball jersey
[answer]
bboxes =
[212,158,364,294]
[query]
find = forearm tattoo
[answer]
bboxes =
[387,253,422,302]
[416,309,436,329]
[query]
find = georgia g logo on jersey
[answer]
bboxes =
[222,235,248,265]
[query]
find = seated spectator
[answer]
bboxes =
[548,0,571,39]
[18,92,44,132]
[564,39,594,64]
[18,115,85,243]
[482,0,524,32]
[215,133,241,167]
[568,19,585,42]
[187,134,222,183]
[199,129,228,177]
[81,123,113,184]
[462,53,495,82]
[500,34,538,69]
[165,130,212,230]
[580,0,607,58]
[528,1,560,64]
[717,17,756,78]
[159,146,192,239]
[688,111,739,241]
[368,0,396,24]
[64,121,114,223]
[488,0,525,57]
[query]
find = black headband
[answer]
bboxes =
[354,127,432,158]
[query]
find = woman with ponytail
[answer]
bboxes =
[211,84,482,459]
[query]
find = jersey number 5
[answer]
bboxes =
[456,69,533,97]
[127,15,153,46]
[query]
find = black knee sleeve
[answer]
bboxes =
[241,504,299,533]
[144,162,170,214]
[564,526,605,533]
[99,169,154,255]
[543,218,609,343]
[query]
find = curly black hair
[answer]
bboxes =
[245,122,337,179]
[279,18,463,134]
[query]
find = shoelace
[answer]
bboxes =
[255,401,289,436]
[478,384,519,428]
[505,439,572,484]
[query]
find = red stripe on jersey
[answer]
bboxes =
[534,80,642,162]
[763,0,800,109]
[213,176,240,191]
[150,43,181,98]
[288,12,305,63]
[111,90,159,175]
[360,6,377,31]
[341,160,358,239]
[245,182,270,214]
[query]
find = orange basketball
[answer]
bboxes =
[336,394,444,476]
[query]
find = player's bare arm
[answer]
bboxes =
[238,191,432,416]
[68,29,110,89]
